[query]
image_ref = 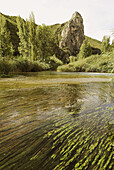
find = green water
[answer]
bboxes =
[0,72,114,170]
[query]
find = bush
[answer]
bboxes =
[57,51,114,73]
[0,58,11,74]
[57,64,75,72]
[31,61,50,71]
[10,57,50,72]
[69,56,76,63]
[13,57,32,72]
[49,55,63,70]
[102,36,110,53]
[78,39,92,59]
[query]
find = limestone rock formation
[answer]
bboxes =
[59,12,85,56]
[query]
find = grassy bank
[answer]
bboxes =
[0,57,50,75]
[57,51,114,73]
[0,55,63,76]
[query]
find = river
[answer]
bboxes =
[0,72,114,170]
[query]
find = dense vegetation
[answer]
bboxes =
[0,12,113,75]
[57,36,114,73]
[0,12,62,75]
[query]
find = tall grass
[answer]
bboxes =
[0,58,11,74]
[57,51,114,73]
[49,55,63,70]
[0,57,50,75]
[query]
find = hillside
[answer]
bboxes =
[0,12,102,56]
[85,36,102,49]
[0,12,19,55]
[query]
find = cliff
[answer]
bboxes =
[59,12,85,56]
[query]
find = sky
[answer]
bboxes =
[0,0,114,42]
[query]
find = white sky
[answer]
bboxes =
[1,0,114,41]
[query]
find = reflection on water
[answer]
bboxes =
[0,72,114,170]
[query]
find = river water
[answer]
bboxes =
[0,72,114,170]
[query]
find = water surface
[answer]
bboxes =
[0,72,114,170]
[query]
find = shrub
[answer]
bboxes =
[13,57,32,72]
[57,64,75,72]
[0,57,11,74]
[102,36,110,53]
[31,61,50,71]
[10,57,50,72]
[69,56,76,63]
[78,39,92,59]
[49,55,63,70]
[57,50,114,73]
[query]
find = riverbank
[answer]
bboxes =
[0,50,114,78]
[57,51,114,73]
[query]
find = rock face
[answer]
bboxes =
[59,12,85,56]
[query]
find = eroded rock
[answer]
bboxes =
[59,12,85,56]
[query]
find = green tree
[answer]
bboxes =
[17,12,38,60]
[102,36,110,53]
[16,16,29,57]
[28,12,37,60]
[78,39,92,59]
[69,56,76,63]
[0,14,14,57]
[17,12,58,62]
[36,24,58,62]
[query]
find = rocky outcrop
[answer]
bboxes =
[59,12,85,56]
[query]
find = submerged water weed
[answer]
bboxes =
[0,75,114,170]
[42,104,113,170]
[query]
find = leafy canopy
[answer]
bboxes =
[102,36,110,53]
[78,38,92,59]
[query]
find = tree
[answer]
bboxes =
[17,12,58,62]
[102,36,110,53]
[16,16,29,57]
[78,39,92,59]
[69,56,76,63]
[36,24,58,62]
[0,14,14,57]
[17,12,38,60]
[28,12,37,60]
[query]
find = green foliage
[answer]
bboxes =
[49,54,63,70]
[28,12,37,60]
[57,51,114,73]
[16,13,58,63]
[16,16,29,57]
[0,57,50,75]
[0,57,11,74]
[11,57,50,72]
[85,36,102,49]
[69,56,76,63]
[0,12,102,60]
[57,64,75,72]
[16,12,39,60]
[0,13,20,55]
[57,36,113,73]
[16,14,37,60]
[102,36,110,53]
[78,39,92,59]
[1,12,113,74]
[36,24,58,62]
[0,14,14,57]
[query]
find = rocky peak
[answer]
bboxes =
[59,12,85,56]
